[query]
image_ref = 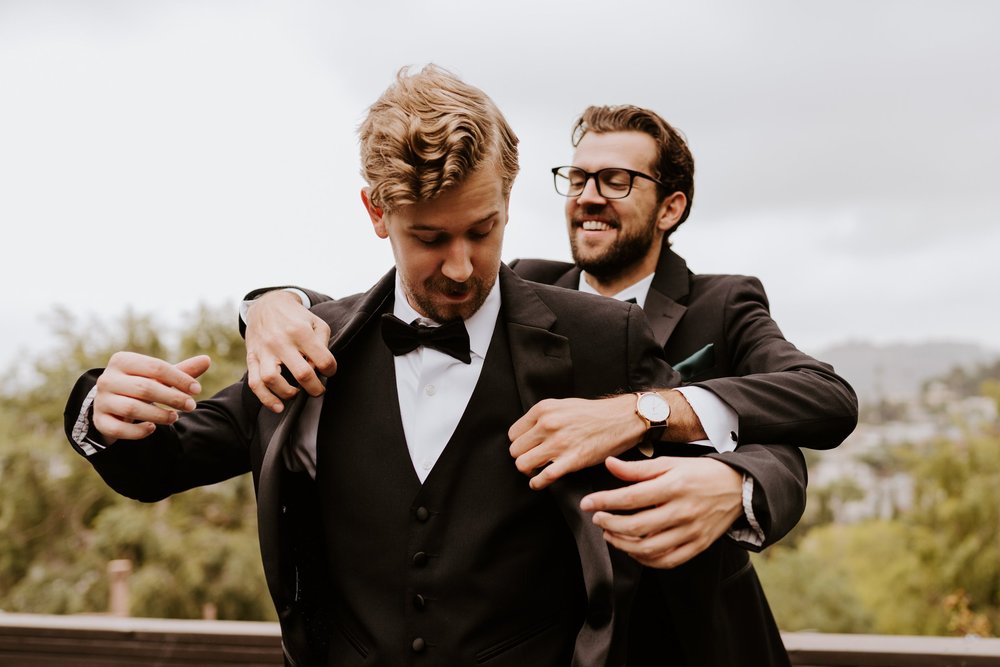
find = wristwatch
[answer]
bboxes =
[634,391,670,457]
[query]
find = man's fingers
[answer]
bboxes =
[580,476,677,512]
[91,412,155,443]
[108,351,194,391]
[511,437,549,474]
[507,406,538,445]
[246,357,287,414]
[311,349,338,377]
[603,528,701,569]
[257,362,300,400]
[591,506,682,538]
[97,392,183,426]
[300,322,337,377]
[174,354,211,385]
[528,457,571,490]
[603,455,675,482]
[97,371,197,412]
[284,355,327,398]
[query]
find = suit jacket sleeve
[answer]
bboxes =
[63,369,257,502]
[618,306,810,551]
[689,276,858,450]
[708,444,806,550]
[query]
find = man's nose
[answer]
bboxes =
[441,240,474,282]
[575,175,607,206]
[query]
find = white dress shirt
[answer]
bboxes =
[390,275,500,482]
[280,275,500,484]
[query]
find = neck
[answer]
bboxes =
[583,244,662,296]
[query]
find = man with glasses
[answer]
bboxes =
[240,104,857,666]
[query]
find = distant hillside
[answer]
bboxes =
[815,341,999,402]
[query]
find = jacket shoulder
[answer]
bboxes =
[510,258,575,285]
[309,290,369,326]
[686,272,769,305]
[527,280,636,324]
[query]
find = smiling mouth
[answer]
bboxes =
[577,219,617,232]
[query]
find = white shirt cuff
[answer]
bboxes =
[674,385,739,453]
[727,474,765,547]
[71,386,106,456]
[239,288,311,325]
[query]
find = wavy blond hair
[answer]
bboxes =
[359,65,519,211]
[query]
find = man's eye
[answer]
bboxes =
[416,235,443,245]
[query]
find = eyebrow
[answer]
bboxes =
[410,211,498,231]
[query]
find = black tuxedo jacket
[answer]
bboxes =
[66,265,684,666]
[508,247,858,666]
[286,249,857,546]
[251,251,858,666]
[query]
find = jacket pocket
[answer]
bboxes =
[474,616,559,663]
[720,553,753,588]
[333,618,369,659]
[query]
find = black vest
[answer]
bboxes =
[315,311,587,666]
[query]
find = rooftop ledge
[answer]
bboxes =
[3,613,1000,666]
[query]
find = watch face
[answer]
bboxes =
[638,393,670,423]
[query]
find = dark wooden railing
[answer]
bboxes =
[3,613,1000,666]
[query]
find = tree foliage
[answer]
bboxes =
[0,305,273,620]
[756,422,1000,636]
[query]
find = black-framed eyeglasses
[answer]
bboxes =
[551,166,663,200]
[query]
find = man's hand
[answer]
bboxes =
[245,290,336,413]
[92,352,211,446]
[507,390,706,490]
[508,395,644,490]
[580,456,743,569]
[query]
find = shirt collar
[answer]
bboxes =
[393,273,501,360]
[578,271,655,308]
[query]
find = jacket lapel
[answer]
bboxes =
[552,264,583,291]
[502,265,574,409]
[643,246,691,348]
[256,269,395,609]
[552,249,691,349]
[500,264,615,666]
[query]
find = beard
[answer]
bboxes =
[405,273,493,323]
[569,207,659,282]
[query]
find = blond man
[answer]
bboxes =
[66,66,696,666]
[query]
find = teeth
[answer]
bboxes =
[581,220,611,231]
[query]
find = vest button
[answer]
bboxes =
[415,506,430,522]
[413,593,426,610]
[412,551,428,567]
[412,637,426,653]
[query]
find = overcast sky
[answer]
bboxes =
[2,0,998,373]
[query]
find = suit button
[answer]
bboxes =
[413,594,426,610]
[412,637,426,653]
[415,506,430,522]
[412,551,428,567]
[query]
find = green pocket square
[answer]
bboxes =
[673,343,715,381]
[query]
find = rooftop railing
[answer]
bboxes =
[3,613,1000,666]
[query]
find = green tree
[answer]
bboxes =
[0,304,273,620]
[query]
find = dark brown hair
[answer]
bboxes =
[572,105,695,228]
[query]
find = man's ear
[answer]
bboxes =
[655,192,687,234]
[361,188,388,239]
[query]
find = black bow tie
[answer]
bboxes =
[380,313,472,364]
